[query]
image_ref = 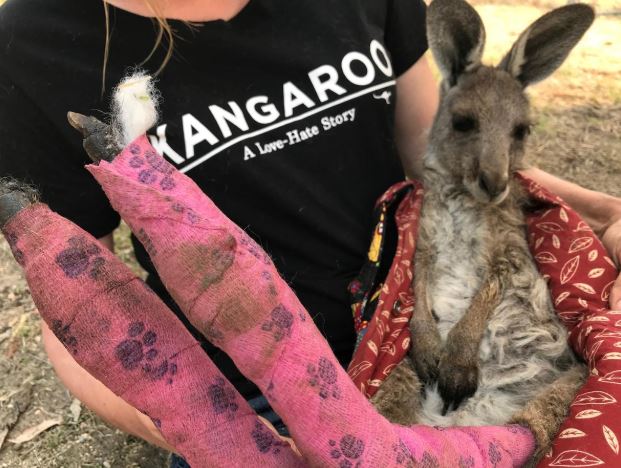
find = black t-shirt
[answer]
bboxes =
[0,0,427,400]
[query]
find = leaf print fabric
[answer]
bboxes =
[521,174,621,467]
[347,180,421,398]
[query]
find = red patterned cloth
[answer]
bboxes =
[520,174,620,467]
[347,180,422,397]
[347,175,621,467]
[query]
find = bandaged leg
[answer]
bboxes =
[85,135,535,467]
[0,182,301,468]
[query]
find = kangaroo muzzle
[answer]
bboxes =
[478,172,508,201]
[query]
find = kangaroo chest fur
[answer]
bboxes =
[415,185,577,427]
[424,196,489,342]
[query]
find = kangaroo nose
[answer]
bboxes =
[478,173,506,200]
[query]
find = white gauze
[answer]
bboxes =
[112,72,159,146]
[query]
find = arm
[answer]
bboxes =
[520,168,621,309]
[438,273,503,412]
[394,55,439,179]
[99,232,114,251]
[520,168,621,239]
[409,244,443,383]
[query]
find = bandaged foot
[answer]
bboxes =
[83,133,535,466]
[0,180,301,468]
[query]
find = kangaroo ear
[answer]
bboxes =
[426,0,486,87]
[499,4,594,87]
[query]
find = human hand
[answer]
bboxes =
[601,213,621,310]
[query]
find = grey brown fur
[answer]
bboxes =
[372,0,594,462]
[0,179,39,227]
[67,111,123,163]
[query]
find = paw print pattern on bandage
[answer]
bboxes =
[459,455,475,468]
[128,143,142,156]
[507,425,522,434]
[488,442,502,467]
[55,236,106,280]
[261,304,293,342]
[419,452,440,468]
[239,233,272,265]
[251,421,289,455]
[393,440,415,467]
[127,144,176,191]
[328,435,365,468]
[169,201,202,225]
[145,150,174,175]
[307,357,341,400]
[260,271,278,296]
[207,377,239,420]
[51,319,78,355]
[114,322,178,384]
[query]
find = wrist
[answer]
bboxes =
[595,193,621,238]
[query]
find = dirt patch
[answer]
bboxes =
[1,1,619,467]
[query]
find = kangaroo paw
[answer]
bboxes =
[410,322,443,385]
[0,179,39,227]
[67,111,122,163]
[437,352,478,415]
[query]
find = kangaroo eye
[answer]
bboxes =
[513,124,531,141]
[452,115,477,132]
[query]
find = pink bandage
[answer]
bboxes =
[1,204,301,467]
[88,136,535,467]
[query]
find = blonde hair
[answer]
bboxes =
[102,0,175,95]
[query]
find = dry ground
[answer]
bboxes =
[1,1,620,466]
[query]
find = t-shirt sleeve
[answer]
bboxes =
[384,0,428,77]
[0,71,120,238]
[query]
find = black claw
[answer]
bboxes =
[67,112,106,138]
[452,393,466,411]
[417,364,437,386]
[67,111,121,163]
[0,179,39,227]
[440,384,456,415]
[441,400,451,416]
[414,352,442,386]
[439,380,477,415]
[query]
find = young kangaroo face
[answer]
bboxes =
[429,66,530,204]
[425,0,594,204]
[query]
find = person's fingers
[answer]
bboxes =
[600,219,621,309]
